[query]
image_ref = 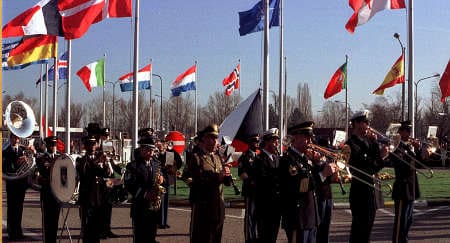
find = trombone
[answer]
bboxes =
[368,127,434,179]
[307,144,392,195]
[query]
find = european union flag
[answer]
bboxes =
[239,0,280,36]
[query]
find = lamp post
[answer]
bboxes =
[105,80,119,137]
[394,33,406,121]
[414,73,440,136]
[152,74,163,131]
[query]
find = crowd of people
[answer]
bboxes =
[2,109,433,243]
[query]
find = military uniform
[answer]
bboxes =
[124,137,162,243]
[346,110,387,243]
[237,136,259,243]
[35,136,61,243]
[76,136,111,243]
[390,121,422,243]
[183,124,231,243]
[3,135,28,240]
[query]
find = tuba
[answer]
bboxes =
[3,101,37,180]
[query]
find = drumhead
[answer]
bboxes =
[50,154,77,203]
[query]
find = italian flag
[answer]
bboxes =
[76,58,104,92]
[324,63,347,99]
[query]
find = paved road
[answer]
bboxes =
[3,189,450,242]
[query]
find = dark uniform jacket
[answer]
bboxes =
[390,141,421,201]
[254,149,282,207]
[3,145,27,175]
[346,134,386,209]
[76,154,110,207]
[36,152,61,188]
[238,148,258,197]
[280,147,319,230]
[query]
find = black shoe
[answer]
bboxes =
[8,233,25,240]
[164,224,170,229]
[106,231,119,238]
[99,233,108,239]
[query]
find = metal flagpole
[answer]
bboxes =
[103,53,107,127]
[39,65,44,139]
[149,59,153,128]
[52,55,58,137]
[407,0,415,137]
[263,0,269,130]
[345,55,349,141]
[132,0,140,149]
[278,0,284,151]
[65,40,72,154]
[45,64,49,137]
[194,61,198,134]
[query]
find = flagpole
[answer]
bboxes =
[52,55,58,137]
[132,0,140,149]
[39,65,44,139]
[278,0,284,151]
[65,40,72,154]
[407,0,415,137]
[345,55,349,141]
[195,60,198,134]
[103,53,107,127]
[238,59,241,97]
[263,0,270,130]
[284,56,287,136]
[45,63,49,137]
[149,59,153,128]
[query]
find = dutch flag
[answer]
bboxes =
[171,65,196,97]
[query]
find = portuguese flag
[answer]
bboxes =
[324,62,347,99]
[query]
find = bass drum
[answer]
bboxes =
[50,154,78,204]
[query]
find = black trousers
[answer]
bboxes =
[40,188,61,243]
[256,203,281,243]
[6,179,28,238]
[392,199,414,243]
[349,204,376,243]
[316,198,333,243]
[80,206,103,243]
[132,205,159,243]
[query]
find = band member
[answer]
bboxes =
[346,110,389,243]
[124,136,163,243]
[76,135,113,243]
[254,128,282,243]
[35,136,61,243]
[280,122,337,243]
[182,124,232,243]
[98,127,119,239]
[390,120,431,243]
[157,140,183,229]
[2,133,30,240]
[238,134,260,243]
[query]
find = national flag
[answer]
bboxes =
[219,89,263,152]
[2,40,32,70]
[2,0,63,38]
[118,64,151,92]
[171,65,196,97]
[36,51,68,85]
[373,55,404,95]
[58,0,132,39]
[3,35,57,69]
[238,0,280,36]
[223,64,240,96]
[324,63,347,99]
[76,58,105,92]
[439,60,450,102]
[345,0,406,33]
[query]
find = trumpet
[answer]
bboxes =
[369,127,434,179]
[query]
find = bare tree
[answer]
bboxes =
[319,101,346,129]
[58,102,84,128]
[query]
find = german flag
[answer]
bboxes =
[6,35,57,67]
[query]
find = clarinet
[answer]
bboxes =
[217,145,241,195]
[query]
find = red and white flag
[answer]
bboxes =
[59,0,132,39]
[222,64,240,96]
[439,60,450,102]
[345,0,405,33]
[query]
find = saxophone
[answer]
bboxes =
[145,163,166,211]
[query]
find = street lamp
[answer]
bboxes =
[394,33,406,120]
[105,80,119,137]
[152,74,163,131]
[414,73,440,136]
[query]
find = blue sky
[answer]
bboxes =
[2,1,449,113]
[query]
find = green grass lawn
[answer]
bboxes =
[170,167,450,203]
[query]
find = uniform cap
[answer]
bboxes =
[263,128,279,141]
[82,135,97,146]
[138,128,154,138]
[101,128,110,136]
[398,120,412,131]
[138,137,156,149]
[198,124,220,138]
[44,136,58,146]
[288,121,315,136]
[85,123,101,135]
[351,109,370,123]
[246,134,260,143]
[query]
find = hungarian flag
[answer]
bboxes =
[373,55,404,95]
[219,89,263,152]
[345,0,406,33]
[58,0,132,39]
[439,60,450,102]
[4,35,57,68]
[222,64,240,96]
[76,58,105,92]
[2,0,63,38]
[324,63,347,99]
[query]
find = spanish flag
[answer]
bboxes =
[6,35,57,67]
[373,55,404,95]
